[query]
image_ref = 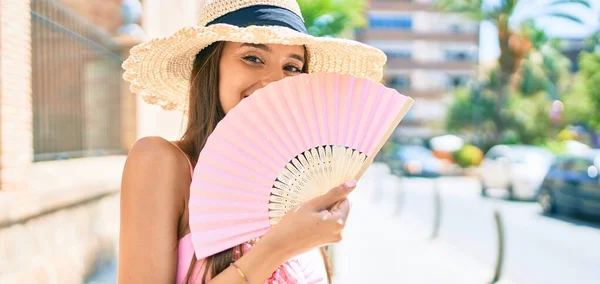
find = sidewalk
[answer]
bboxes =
[331,164,505,284]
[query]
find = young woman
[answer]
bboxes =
[118,0,386,283]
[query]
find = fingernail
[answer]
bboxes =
[336,219,344,225]
[344,180,357,188]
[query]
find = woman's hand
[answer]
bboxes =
[261,180,357,259]
[209,181,356,284]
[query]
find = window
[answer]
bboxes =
[555,158,592,174]
[447,75,470,88]
[32,0,124,161]
[384,50,412,59]
[486,151,506,161]
[369,15,412,29]
[449,24,463,33]
[485,146,509,161]
[387,76,411,89]
[571,158,594,174]
[445,50,475,61]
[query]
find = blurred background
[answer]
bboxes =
[0,0,599,283]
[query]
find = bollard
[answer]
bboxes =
[490,209,505,284]
[372,175,382,202]
[430,177,442,240]
[393,174,406,216]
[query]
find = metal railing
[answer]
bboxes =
[31,0,124,162]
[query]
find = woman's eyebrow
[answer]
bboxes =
[288,53,305,63]
[240,43,271,52]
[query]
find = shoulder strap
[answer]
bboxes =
[171,142,194,178]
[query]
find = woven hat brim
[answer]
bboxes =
[122,24,387,111]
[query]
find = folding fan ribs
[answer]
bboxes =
[190,72,414,259]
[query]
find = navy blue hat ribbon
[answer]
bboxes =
[207,5,308,34]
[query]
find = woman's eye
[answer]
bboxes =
[285,65,302,73]
[243,56,263,64]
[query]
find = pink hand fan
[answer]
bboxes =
[189,72,414,259]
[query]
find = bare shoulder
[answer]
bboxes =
[125,136,188,175]
[121,136,190,211]
[126,136,180,163]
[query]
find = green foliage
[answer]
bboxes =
[578,52,600,129]
[445,87,496,132]
[584,31,600,50]
[517,21,572,98]
[560,74,595,126]
[453,144,484,168]
[297,0,366,37]
[504,92,551,145]
[540,139,568,155]
[446,87,555,145]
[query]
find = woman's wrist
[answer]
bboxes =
[226,234,292,283]
[256,230,297,261]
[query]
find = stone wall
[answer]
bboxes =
[0,156,125,283]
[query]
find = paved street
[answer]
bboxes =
[333,164,600,284]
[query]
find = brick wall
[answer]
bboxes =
[0,0,33,191]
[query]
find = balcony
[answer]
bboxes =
[369,0,435,12]
[386,58,476,71]
[360,29,478,43]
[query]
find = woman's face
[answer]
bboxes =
[219,42,306,113]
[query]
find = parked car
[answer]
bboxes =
[479,145,554,200]
[537,150,600,217]
[386,145,443,178]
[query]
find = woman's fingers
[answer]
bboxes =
[330,198,351,225]
[307,180,357,211]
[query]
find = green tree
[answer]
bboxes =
[446,87,495,132]
[297,0,366,37]
[584,31,600,50]
[515,20,572,98]
[579,51,600,128]
[505,92,552,145]
[435,0,592,141]
[446,86,553,146]
[560,74,594,126]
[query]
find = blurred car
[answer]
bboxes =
[537,150,600,217]
[386,145,443,177]
[479,145,554,200]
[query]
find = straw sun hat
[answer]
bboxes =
[122,0,387,111]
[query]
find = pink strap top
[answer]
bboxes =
[171,143,328,284]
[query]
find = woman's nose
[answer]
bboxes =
[259,71,286,88]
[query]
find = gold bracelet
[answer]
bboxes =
[230,262,250,284]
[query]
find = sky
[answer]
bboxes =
[479,0,600,61]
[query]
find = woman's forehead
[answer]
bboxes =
[226,42,304,52]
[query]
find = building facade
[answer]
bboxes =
[0,0,205,282]
[358,0,479,138]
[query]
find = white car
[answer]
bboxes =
[479,145,555,200]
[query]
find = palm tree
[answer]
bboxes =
[297,0,366,38]
[435,0,592,141]
[515,20,572,98]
